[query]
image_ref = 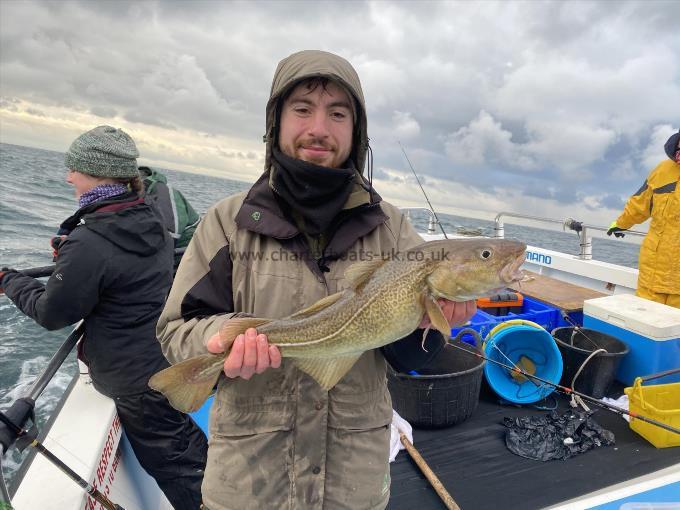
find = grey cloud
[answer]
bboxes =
[216,148,263,160]
[598,193,627,210]
[0,97,20,112]
[90,106,117,118]
[25,107,45,117]
[124,111,177,130]
[372,168,397,182]
[1,0,679,220]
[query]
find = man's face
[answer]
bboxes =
[278,80,354,169]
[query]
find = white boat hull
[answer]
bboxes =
[11,374,172,510]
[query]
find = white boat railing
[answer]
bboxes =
[494,212,647,260]
[400,207,641,293]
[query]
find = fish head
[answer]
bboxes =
[420,238,526,301]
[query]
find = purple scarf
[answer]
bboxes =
[78,183,129,209]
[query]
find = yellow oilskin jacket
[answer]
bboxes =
[616,159,680,294]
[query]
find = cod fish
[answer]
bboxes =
[150,238,526,413]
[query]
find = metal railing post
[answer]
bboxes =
[494,218,504,238]
[579,227,592,260]
[427,217,436,234]
[399,207,440,235]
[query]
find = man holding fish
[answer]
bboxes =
[155,50,525,510]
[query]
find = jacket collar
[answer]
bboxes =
[58,192,143,235]
[235,170,388,260]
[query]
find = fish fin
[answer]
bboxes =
[423,294,452,339]
[293,355,362,390]
[344,259,387,292]
[219,317,271,343]
[289,292,344,319]
[148,354,224,413]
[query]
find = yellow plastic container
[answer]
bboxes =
[624,375,680,448]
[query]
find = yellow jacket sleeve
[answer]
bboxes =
[616,179,652,230]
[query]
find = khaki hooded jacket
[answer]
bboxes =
[156,50,426,510]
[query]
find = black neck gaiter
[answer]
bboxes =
[270,147,356,236]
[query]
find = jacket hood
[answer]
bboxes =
[264,50,368,174]
[82,199,169,256]
[664,130,680,160]
[138,166,167,184]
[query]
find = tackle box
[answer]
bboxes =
[482,294,566,332]
[476,291,523,316]
[583,294,680,385]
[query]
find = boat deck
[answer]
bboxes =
[388,383,680,510]
[509,270,607,312]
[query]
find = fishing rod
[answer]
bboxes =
[398,142,448,239]
[0,412,125,510]
[447,329,680,436]
[12,266,57,279]
[1,247,188,281]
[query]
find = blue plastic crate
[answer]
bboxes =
[485,295,567,332]
[450,295,570,345]
[450,309,498,346]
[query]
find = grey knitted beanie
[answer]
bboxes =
[64,125,139,178]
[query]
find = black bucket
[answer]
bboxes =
[387,340,485,429]
[552,327,629,399]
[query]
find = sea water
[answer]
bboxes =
[0,142,640,486]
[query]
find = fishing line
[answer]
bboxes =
[398,142,448,239]
[447,329,680,436]
[560,311,602,351]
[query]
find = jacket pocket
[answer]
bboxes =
[642,230,660,253]
[328,385,392,430]
[327,352,393,430]
[211,375,297,436]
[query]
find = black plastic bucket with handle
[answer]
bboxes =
[387,338,485,429]
[552,326,629,398]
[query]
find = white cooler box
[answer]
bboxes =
[583,294,680,385]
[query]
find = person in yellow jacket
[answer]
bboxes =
[607,129,680,308]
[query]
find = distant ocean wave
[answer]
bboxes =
[0,141,640,487]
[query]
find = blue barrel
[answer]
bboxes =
[483,320,563,404]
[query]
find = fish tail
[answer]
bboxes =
[148,354,225,413]
[219,317,272,342]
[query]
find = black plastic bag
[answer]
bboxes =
[503,410,615,461]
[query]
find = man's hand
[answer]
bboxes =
[607,221,626,238]
[419,299,477,329]
[206,327,281,380]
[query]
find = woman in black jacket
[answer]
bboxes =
[1,126,207,509]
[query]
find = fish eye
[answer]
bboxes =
[480,249,493,260]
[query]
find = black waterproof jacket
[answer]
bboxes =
[3,192,173,396]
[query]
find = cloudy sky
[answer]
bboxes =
[1,0,678,226]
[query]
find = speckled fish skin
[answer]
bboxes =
[149,238,526,413]
[264,238,526,357]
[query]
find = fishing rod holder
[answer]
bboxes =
[495,212,647,260]
[0,398,37,453]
